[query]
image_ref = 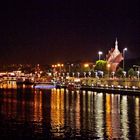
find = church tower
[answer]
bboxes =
[115,38,118,50]
[106,39,123,72]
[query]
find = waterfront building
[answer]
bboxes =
[106,39,123,72]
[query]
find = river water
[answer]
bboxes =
[0,88,140,139]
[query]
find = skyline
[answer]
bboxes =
[0,0,140,64]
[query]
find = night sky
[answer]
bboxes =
[0,0,140,64]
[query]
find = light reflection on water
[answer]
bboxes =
[0,88,140,139]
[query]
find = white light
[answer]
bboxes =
[125,86,128,89]
[98,51,103,55]
[124,48,127,51]
[98,51,103,60]
[118,85,121,88]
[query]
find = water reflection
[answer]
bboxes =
[0,89,140,139]
[33,90,43,133]
[105,94,121,139]
[94,92,104,138]
[120,96,129,139]
[51,89,64,137]
[135,97,140,139]
[0,81,17,89]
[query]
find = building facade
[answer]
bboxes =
[106,39,123,72]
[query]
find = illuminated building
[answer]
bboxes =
[106,39,123,72]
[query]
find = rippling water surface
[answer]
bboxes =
[0,88,140,139]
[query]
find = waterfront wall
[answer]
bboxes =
[81,78,140,88]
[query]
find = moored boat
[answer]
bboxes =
[34,82,56,89]
[67,83,81,90]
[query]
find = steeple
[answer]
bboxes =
[115,38,118,50]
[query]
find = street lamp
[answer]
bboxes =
[137,71,140,81]
[67,72,69,77]
[98,51,103,60]
[88,72,91,77]
[123,71,126,78]
[63,73,65,77]
[72,72,75,77]
[112,72,115,79]
[84,72,86,78]
[100,71,104,78]
[123,48,127,71]
[94,71,97,78]
[57,63,64,72]
[77,72,80,78]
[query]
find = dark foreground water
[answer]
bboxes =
[0,88,140,140]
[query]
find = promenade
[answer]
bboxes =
[1,75,140,96]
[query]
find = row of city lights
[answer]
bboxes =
[52,64,64,68]
[51,70,140,80]
[52,63,91,68]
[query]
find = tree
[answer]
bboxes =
[94,60,107,72]
[116,67,123,77]
[128,68,135,78]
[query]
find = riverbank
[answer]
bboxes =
[1,78,140,96]
[80,86,140,96]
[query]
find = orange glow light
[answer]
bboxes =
[84,64,89,68]
[107,64,111,68]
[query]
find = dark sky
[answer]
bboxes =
[0,0,140,64]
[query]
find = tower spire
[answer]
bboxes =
[115,38,118,50]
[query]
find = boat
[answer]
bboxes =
[67,83,81,90]
[56,82,67,89]
[34,82,56,89]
